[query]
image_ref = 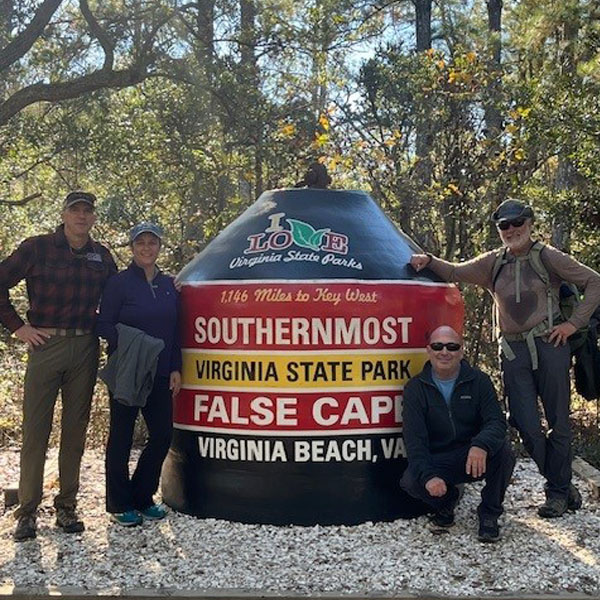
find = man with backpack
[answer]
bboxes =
[410,199,600,518]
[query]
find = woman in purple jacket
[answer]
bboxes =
[97,222,181,527]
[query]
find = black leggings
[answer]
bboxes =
[105,376,173,513]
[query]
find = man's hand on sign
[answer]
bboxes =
[548,322,577,347]
[425,476,447,497]
[14,324,51,349]
[466,446,487,478]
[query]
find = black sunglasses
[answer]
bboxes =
[497,217,527,231]
[429,342,462,352]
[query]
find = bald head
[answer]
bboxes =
[429,326,462,345]
[426,326,464,379]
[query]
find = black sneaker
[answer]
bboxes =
[56,507,85,533]
[568,484,582,511]
[430,506,455,528]
[537,497,568,518]
[478,517,500,543]
[14,513,37,541]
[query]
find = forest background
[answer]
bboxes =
[1,0,600,462]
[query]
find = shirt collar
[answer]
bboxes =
[53,224,94,252]
[420,359,474,386]
[128,260,161,281]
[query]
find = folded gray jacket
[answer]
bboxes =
[99,323,165,407]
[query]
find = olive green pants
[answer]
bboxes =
[16,334,99,518]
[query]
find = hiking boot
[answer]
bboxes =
[56,507,85,533]
[478,517,500,543]
[429,506,455,528]
[139,504,168,521]
[110,510,142,527]
[14,513,37,541]
[568,484,582,511]
[537,497,568,518]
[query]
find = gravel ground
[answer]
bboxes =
[0,448,599,596]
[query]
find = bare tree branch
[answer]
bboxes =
[6,149,64,180]
[0,192,42,206]
[0,0,63,73]
[79,0,115,70]
[0,61,152,127]
[0,3,179,127]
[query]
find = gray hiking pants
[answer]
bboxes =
[502,337,572,499]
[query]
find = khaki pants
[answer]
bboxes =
[16,334,99,517]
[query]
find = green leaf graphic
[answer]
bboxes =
[309,228,330,248]
[286,218,325,250]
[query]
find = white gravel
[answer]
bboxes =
[1,448,599,596]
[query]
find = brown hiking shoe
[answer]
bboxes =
[14,513,37,541]
[568,484,582,511]
[538,497,568,518]
[56,507,85,533]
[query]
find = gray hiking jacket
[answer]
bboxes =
[99,323,164,407]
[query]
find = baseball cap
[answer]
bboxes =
[491,199,534,223]
[129,222,164,243]
[63,190,96,209]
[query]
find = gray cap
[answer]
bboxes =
[492,199,534,223]
[63,190,96,209]
[129,222,163,243]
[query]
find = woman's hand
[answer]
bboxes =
[169,371,182,397]
[410,254,432,272]
[548,322,577,347]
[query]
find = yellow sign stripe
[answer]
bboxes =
[182,351,427,389]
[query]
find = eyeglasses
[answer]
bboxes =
[429,342,462,352]
[497,217,527,231]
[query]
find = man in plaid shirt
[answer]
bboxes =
[0,191,117,541]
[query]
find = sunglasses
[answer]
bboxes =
[429,342,462,352]
[497,217,527,231]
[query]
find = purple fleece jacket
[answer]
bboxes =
[96,262,182,378]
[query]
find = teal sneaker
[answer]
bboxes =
[110,510,142,527]
[139,504,168,521]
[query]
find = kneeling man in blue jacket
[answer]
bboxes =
[400,325,515,542]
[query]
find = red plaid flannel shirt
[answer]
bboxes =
[0,225,117,333]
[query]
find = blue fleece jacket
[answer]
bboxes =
[97,262,182,377]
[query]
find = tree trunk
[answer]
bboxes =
[240,0,257,79]
[196,0,215,82]
[552,11,579,252]
[484,0,504,244]
[411,0,433,232]
[553,159,575,252]
[309,0,331,121]
[484,0,502,136]
[413,0,432,52]
[239,0,263,197]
